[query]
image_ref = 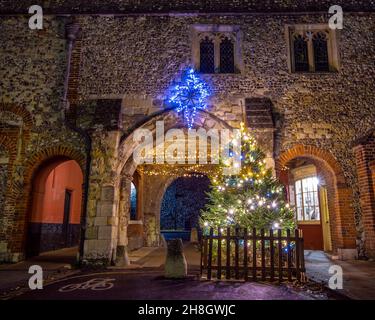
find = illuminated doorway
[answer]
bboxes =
[27,158,83,257]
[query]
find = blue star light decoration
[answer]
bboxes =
[167,68,211,129]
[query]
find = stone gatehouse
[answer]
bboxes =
[0,1,375,264]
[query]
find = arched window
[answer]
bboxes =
[219,37,235,73]
[313,32,329,72]
[130,182,137,220]
[293,34,309,72]
[199,37,215,74]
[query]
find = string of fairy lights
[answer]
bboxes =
[137,164,218,177]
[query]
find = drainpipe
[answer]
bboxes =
[62,21,92,265]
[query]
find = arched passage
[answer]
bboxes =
[276,145,357,259]
[111,109,231,263]
[27,157,83,258]
[160,175,210,241]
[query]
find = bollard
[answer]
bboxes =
[164,239,187,278]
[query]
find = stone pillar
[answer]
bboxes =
[142,174,172,247]
[115,176,131,266]
[83,130,121,265]
[83,185,119,265]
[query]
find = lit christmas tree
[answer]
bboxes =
[200,123,296,232]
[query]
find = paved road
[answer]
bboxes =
[13,270,319,300]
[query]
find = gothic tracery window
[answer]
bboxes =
[219,37,235,73]
[290,28,335,73]
[293,34,309,72]
[196,30,239,74]
[199,37,215,74]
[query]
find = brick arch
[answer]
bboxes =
[23,145,86,184]
[276,144,357,256]
[0,135,17,161]
[7,146,86,258]
[276,144,346,185]
[0,103,33,129]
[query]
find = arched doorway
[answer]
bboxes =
[27,157,83,258]
[277,145,357,258]
[285,159,331,251]
[160,175,210,242]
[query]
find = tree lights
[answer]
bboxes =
[200,123,296,232]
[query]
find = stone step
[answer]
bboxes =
[247,116,273,123]
[248,123,275,129]
[246,110,270,116]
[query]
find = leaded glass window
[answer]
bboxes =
[219,37,235,73]
[199,37,215,74]
[313,32,329,72]
[295,177,320,222]
[293,34,309,72]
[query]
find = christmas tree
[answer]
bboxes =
[200,123,296,232]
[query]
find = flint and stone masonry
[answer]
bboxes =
[0,1,374,263]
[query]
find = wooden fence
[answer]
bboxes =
[200,227,306,283]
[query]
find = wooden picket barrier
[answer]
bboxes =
[200,227,306,282]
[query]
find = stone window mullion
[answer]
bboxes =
[307,35,315,72]
[214,35,220,73]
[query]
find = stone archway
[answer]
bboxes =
[276,145,357,259]
[160,175,211,239]
[111,109,232,265]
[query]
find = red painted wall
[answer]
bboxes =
[31,160,83,224]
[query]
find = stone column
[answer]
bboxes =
[83,184,119,265]
[115,175,131,266]
[83,130,121,265]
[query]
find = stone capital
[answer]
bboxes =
[122,174,133,183]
